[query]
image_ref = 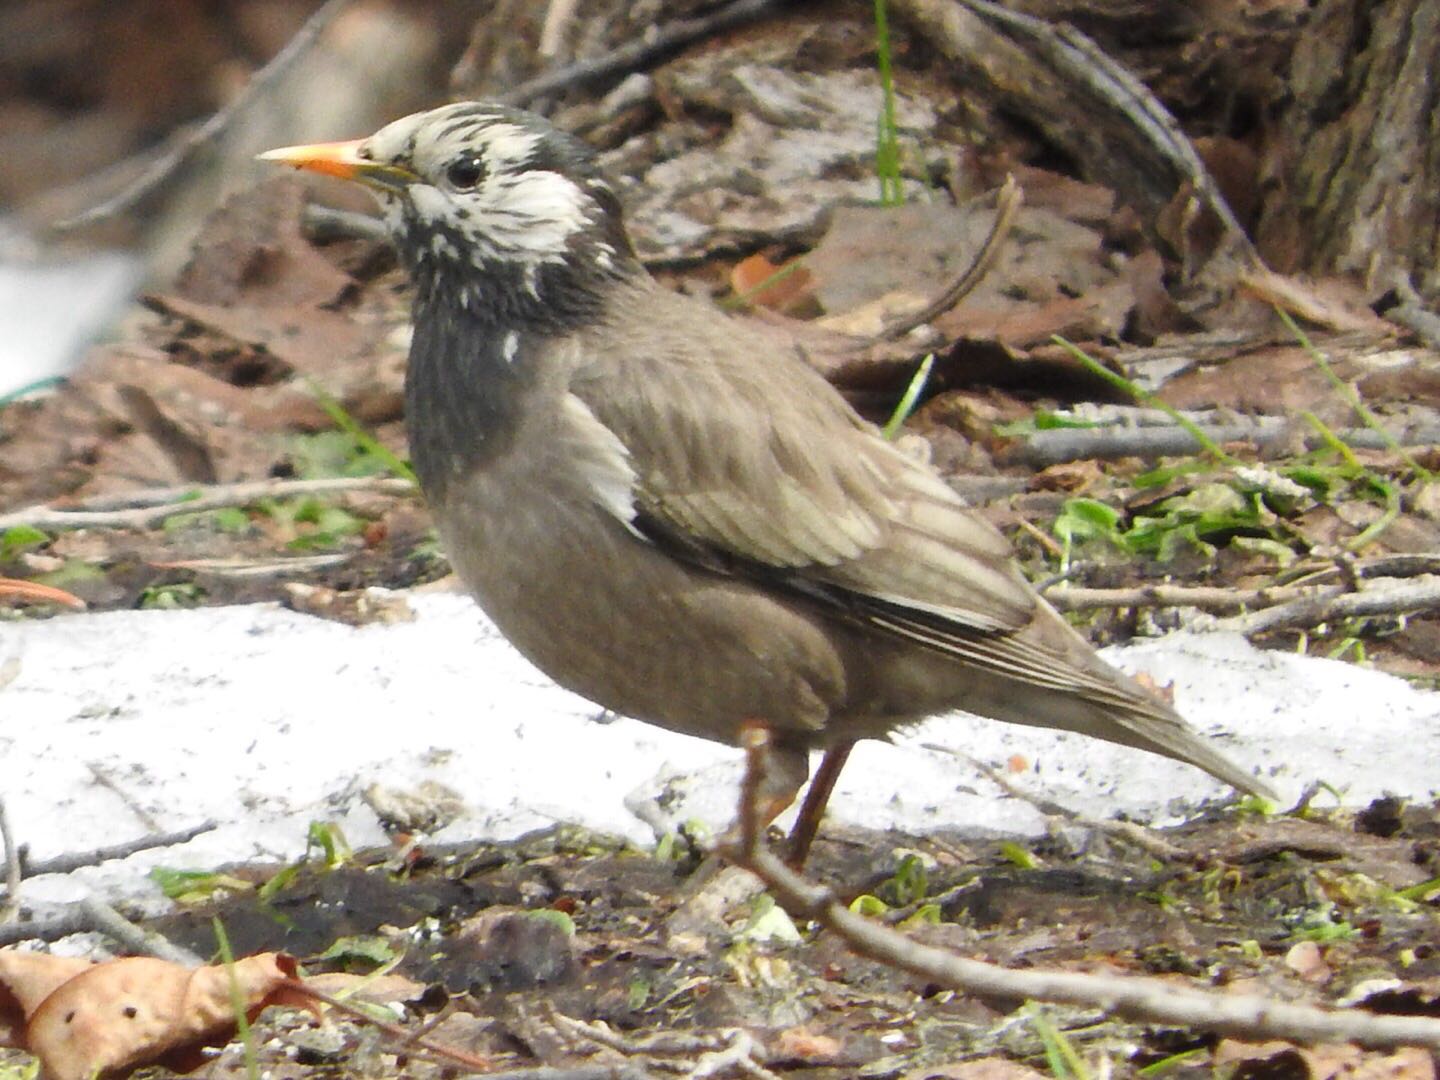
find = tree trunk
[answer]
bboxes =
[1256,0,1440,293]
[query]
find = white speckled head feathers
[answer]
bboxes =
[348,102,637,313]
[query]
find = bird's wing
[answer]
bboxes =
[567,302,1273,799]
[566,304,1037,639]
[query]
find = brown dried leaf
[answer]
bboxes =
[0,952,96,1047]
[147,294,366,380]
[1215,1040,1435,1080]
[21,952,313,1080]
[1238,267,1389,335]
[1030,460,1104,494]
[1161,345,1339,416]
[0,577,87,609]
[729,253,815,315]
[805,203,995,316]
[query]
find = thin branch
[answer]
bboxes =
[51,0,353,231]
[299,982,662,1078]
[20,820,218,878]
[1002,421,1440,467]
[0,907,92,947]
[551,1011,721,1057]
[86,762,162,833]
[0,476,415,532]
[499,0,787,107]
[874,175,1023,342]
[78,896,205,966]
[300,203,389,244]
[284,981,495,1073]
[1044,582,1349,615]
[923,744,1190,862]
[0,798,20,923]
[1210,575,1440,636]
[731,730,1440,1053]
[550,1010,775,1080]
[539,0,582,59]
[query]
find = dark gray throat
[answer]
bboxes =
[404,296,541,504]
[400,227,644,503]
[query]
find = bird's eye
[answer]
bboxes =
[446,155,485,189]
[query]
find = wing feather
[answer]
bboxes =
[568,287,1038,641]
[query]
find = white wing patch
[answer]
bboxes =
[559,393,642,534]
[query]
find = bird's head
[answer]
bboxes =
[261,102,639,326]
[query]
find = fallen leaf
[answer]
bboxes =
[0,953,95,1047]
[8,951,316,1080]
[1216,1040,1435,1080]
[0,577,86,609]
[729,252,815,314]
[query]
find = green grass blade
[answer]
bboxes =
[305,378,418,486]
[1277,307,1434,483]
[873,0,904,206]
[1051,336,1240,465]
[882,353,935,440]
[213,918,260,1080]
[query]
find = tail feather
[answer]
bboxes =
[1104,697,1276,799]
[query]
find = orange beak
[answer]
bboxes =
[257,139,416,190]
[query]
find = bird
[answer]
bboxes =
[260,102,1273,863]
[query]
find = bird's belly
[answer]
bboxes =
[434,480,848,748]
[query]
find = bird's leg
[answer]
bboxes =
[785,740,855,868]
[731,720,810,853]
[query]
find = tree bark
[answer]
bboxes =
[1256,0,1440,292]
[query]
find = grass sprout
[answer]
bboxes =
[873,0,904,206]
[1050,336,1239,465]
[1277,307,1434,484]
[213,918,260,1080]
[882,353,935,439]
[305,378,418,485]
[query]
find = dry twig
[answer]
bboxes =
[286,981,499,1074]
[873,176,1023,342]
[1003,420,1440,467]
[1044,582,1349,615]
[1211,575,1440,636]
[499,0,786,107]
[0,907,92,948]
[1044,555,1440,617]
[551,1009,776,1078]
[52,0,353,231]
[78,896,204,966]
[20,820,218,878]
[924,744,1190,862]
[0,476,415,532]
[731,729,1440,1053]
[0,798,20,923]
